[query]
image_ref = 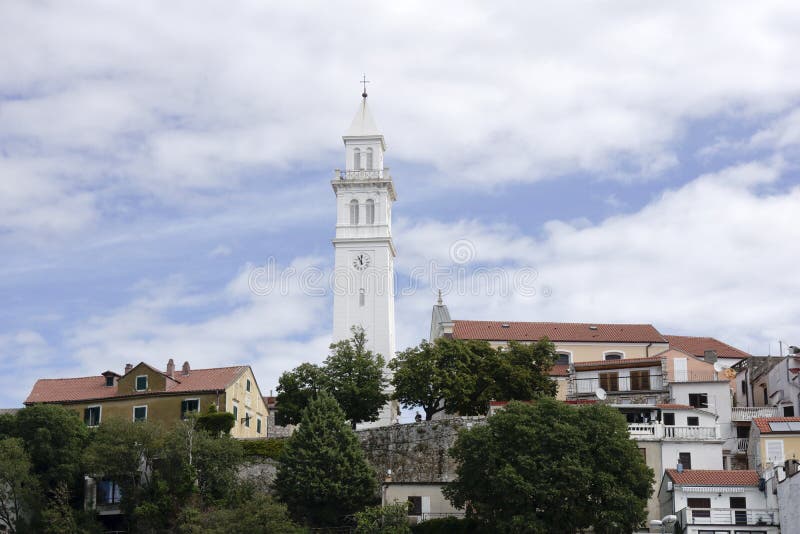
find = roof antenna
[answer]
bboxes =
[361,74,370,98]
[437,289,443,306]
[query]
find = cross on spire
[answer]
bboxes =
[360,74,370,98]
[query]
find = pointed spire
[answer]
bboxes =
[437,289,443,306]
[345,97,382,138]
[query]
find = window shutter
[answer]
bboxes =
[766,440,784,464]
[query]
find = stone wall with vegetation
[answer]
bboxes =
[356,417,486,483]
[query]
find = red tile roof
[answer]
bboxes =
[665,469,759,486]
[753,417,800,433]
[573,357,662,371]
[664,335,750,360]
[25,365,247,404]
[452,321,666,343]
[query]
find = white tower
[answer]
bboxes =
[331,89,398,427]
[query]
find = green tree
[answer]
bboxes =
[355,502,411,534]
[443,399,653,533]
[177,494,305,533]
[276,327,389,428]
[193,431,243,505]
[39,482,78,534]
[275,362,326,426]
[276,391,377,526]
[489,339,557,401]
[14,404,89,493]
[325,326,388,429]
[196,403,236,436]
[390,340,449,420]
[0,438,39,534]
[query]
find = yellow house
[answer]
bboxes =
[24,359,268,439]
[747,416,800,472]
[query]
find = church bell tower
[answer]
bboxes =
[331,87,398,426]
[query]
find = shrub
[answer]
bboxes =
[410,517,483,534]
[240,438,286,459]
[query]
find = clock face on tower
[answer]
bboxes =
[352,253,371,271]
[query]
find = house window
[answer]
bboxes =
[689,393,708,408]
[135,375,148,391]
[133,406,147,422]
[784,406,795,417]
[663,412,675,426]
[246,379,251,392]
[257,417,262,433]
[366,148,373,170]
[555,352,570,365]
[599,372,619,392]
[604,352,623,361]
[233,405,238,424]
[84,406,101,427]
[766,439,784,464]
[687,416,700,426]
[736,425,749,439]
[630,370,650,391]
[181,399,200,419]
[730,497,747,525]
[687,497,710,518]
[97,479,122,505]
[350,199,359,225]
[359,288,365,307]
[763,387,768,405]
[408,496,422,516]
[353,148,361,169]
[679,452,692,470]
[245,412,251,428]
[105,376,114,387]
[740,380,748,396]
[365,199,375,224]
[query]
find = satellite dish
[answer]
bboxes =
[595,387,607,401]
[714,361,731,373]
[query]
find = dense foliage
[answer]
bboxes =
[0,437,40,533]
[240,438,286,459]
[276,327,388,428]
[355,502,411,534]
[391,337,558,419]
[276,391,378,526]
[443,399,653,533]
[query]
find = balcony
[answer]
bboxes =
[734,437,749,454]
[626,423,720,441]
[679,507,779,527]
[334,168,391,181]
[571,375,665,395]
[731,406,779,421]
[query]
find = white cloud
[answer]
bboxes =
[3,2,800,240]
[393,159,800,355]
[209,244,232,258]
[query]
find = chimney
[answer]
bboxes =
[124,363,133,375]
[182,361,190,376]
[166,359,175,378]
[704,350,718,363]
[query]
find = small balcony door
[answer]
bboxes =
[730,497,746,525]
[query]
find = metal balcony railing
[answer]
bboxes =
[571,375,665,395]
[731,406,779,421]
[334,168,390,180]
[679,507,779,526]
[735,437,749,453]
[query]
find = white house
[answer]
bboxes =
[658,469,779,534]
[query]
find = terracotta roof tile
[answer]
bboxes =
[25,365,247,404]
[452,321,666,343]
[664,335,750,360]
[549,364,570,377]
[573,357,662,370]
[665,469,759,486]
[753,417,800,433]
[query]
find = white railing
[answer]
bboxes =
[664,425,718,439]
[679,507,779,526]
[572,375,664,394]
[731,406,779,421]
[334,168,390,180]
[626,423,719,440]
[735,437,749,453]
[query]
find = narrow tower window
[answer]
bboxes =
[366,148,374,170]
[365,199,375,224]
[350,199,359,225]
[353,148,361,170]
[359,288,365,307]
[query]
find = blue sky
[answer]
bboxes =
[2,2,800,408]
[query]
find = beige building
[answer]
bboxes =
[24,359,268,439]
[748,417,800,473]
